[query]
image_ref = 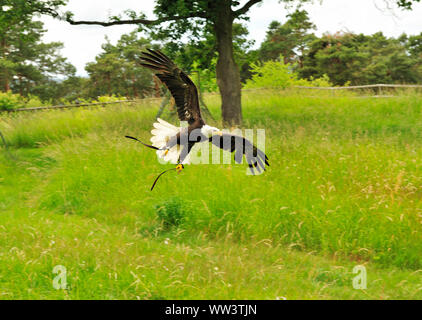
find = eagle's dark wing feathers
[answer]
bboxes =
[210,133,269,175]
[140,49,202,125]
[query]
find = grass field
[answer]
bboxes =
[0,89,421,299]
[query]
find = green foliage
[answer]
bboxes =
[245,59,296,89]
[54,94,127,107]
[396,0,421,9]
[245,58,332,89]
[50,76,91,103]
[298,32,422,86]
[0,91,44,111]
[161,22,255,84]
[23,94,44,108]
[191,59,218,92]
[10,0,420,105]
[0,1,75,100]
[95,94,127,103]
[85,32,155,99]
[155,198,186,228]
[258,10,422,86]
[0,91,25,110]
[0,91,125,112]
[259,9,316,64]
[295,74,332,87]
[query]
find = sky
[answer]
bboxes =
[40,0,422,77]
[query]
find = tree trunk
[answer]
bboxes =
[0,37,10,92]
[213,1,242,126]
[131,74,138,98]
[3,76,10,92]
[19,75,23,96]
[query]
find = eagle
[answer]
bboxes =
[126,49,269,190]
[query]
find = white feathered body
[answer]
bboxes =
[150,118,191,164]
[150,118,220,165]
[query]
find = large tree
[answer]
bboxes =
[162,22,255,85]
[0,1,75,98]
[62,0,421,124]
[61,0,315,125]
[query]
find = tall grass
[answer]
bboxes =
[1,89,421,299]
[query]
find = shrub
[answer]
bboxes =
[295,74,333,87]
[0,91,25,111]
[245,57,332,89]
[155,198,185,229]
[95,94,127,103]
[245,59,295,89]
[25,95,45,108]
[0,92,46,111]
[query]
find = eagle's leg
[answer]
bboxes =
[176,164,184,173]
[175,153,185,174]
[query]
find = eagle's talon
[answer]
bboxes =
[176,164,184,173]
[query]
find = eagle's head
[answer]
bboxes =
[201,125,223,138]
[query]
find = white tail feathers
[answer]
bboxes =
[150,118,191,164]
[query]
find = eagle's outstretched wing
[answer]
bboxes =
[140,49,202,125]
[210,133,269,175]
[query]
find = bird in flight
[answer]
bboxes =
[126,49,269,190]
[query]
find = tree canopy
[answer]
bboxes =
[85,32,155,99]
[0,1,74,99]
[1,0,422,108]
[63,0,313,124]
[259,9,316,65]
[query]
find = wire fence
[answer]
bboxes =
[293,84,422,90]
[2,83,422,113]
[8,99,136,112]
[1,83,421,157]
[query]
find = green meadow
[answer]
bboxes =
[0,89,421,299]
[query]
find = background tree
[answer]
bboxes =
[259,9,316,65]
[396,0,421,8]
[162,22,255,84]
[64,0,314,125]
[3,0,420,105]
[45,76,90,103]
[299,32,367,85]
[0,2,75,100]
[0,0,66,91]
[297,32,420,86]
[361,32,419,84]
[85,32,155,99]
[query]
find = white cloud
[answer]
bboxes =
[40,0,422,76]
